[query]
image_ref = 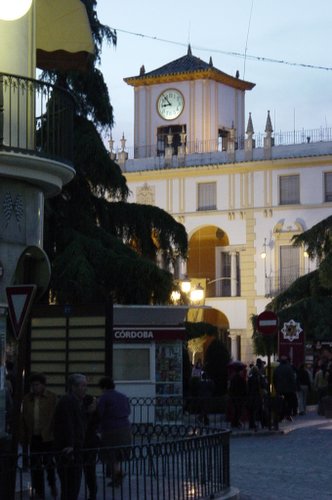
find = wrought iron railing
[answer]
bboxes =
[129,396,228,427]
[0,424,231,500]
[112,126,332,161]
[264,272,303,298]
[0,72,75,164]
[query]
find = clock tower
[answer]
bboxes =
[124,45,255,159]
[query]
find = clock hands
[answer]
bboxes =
[162,93,171,106]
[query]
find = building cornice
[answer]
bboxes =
[124,154,332,182]
[124,68,255,91]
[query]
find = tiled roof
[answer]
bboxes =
[124,45,255,90]
[144,46,212,77]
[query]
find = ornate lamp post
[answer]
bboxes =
[173,278,206,323]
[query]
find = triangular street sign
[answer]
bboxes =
[6,285,37,339]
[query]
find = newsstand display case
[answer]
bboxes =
[155,341,183,422]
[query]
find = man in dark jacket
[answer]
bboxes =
[54,373,88,500]
[20,373,58,499]
[273,356,297,421]
[228,366,247,428]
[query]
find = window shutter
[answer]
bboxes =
[197,182,216,210]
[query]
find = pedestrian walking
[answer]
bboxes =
[20,373,58,499]
[228,365,247,428]
[83,394,100,500]
[297,364,311,415]
[247,366,264,430]
[97,377,132,488]
[54,373,88,500]
[314,362,329,406]
[273,356,297,422]
[291,363,299,416]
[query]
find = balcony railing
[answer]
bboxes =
[265,272,302,298]
[0,72,75,164]
[113,126,332,162]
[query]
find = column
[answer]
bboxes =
[230,251,237,297]
[180,258,187,279]
[227,126,236,162]
[177,127,186,164]
[165,129,173,164]
[228,331,238,360]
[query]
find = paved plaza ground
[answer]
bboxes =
[231,406,332,500]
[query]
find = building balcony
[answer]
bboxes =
[0,72,74,165]
[199,272,307,300]
[264,273,302,298]
[0,72,75,195]
[114,126,332,172]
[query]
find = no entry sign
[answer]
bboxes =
[257,310,278,335]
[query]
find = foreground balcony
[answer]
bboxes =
[0,72,74,162]
[0,72,75,195]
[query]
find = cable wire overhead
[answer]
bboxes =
[110,27,332,72]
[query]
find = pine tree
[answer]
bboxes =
[43,0,187,304]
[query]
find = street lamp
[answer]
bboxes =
[180,276,191,294]
[185,281,206,322]
[190,283,204,303]
[0,0,33,20]
[172,278,206,322]
[260,238,273,297]
[261,238,267,277]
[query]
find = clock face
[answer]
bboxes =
[157,89,184,120]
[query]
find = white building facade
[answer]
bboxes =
[112,47,332,364]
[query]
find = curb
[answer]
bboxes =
[215,486,241,499]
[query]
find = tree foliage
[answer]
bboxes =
[43,1,188,304]
[292,214,332,261]
[257,215,332,345]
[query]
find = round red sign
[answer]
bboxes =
[257,310,278,335]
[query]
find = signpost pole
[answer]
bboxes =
[266,336,272,430]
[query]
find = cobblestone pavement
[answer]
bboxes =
[230,408,332,500]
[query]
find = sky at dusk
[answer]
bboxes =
[96,0,331,153]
